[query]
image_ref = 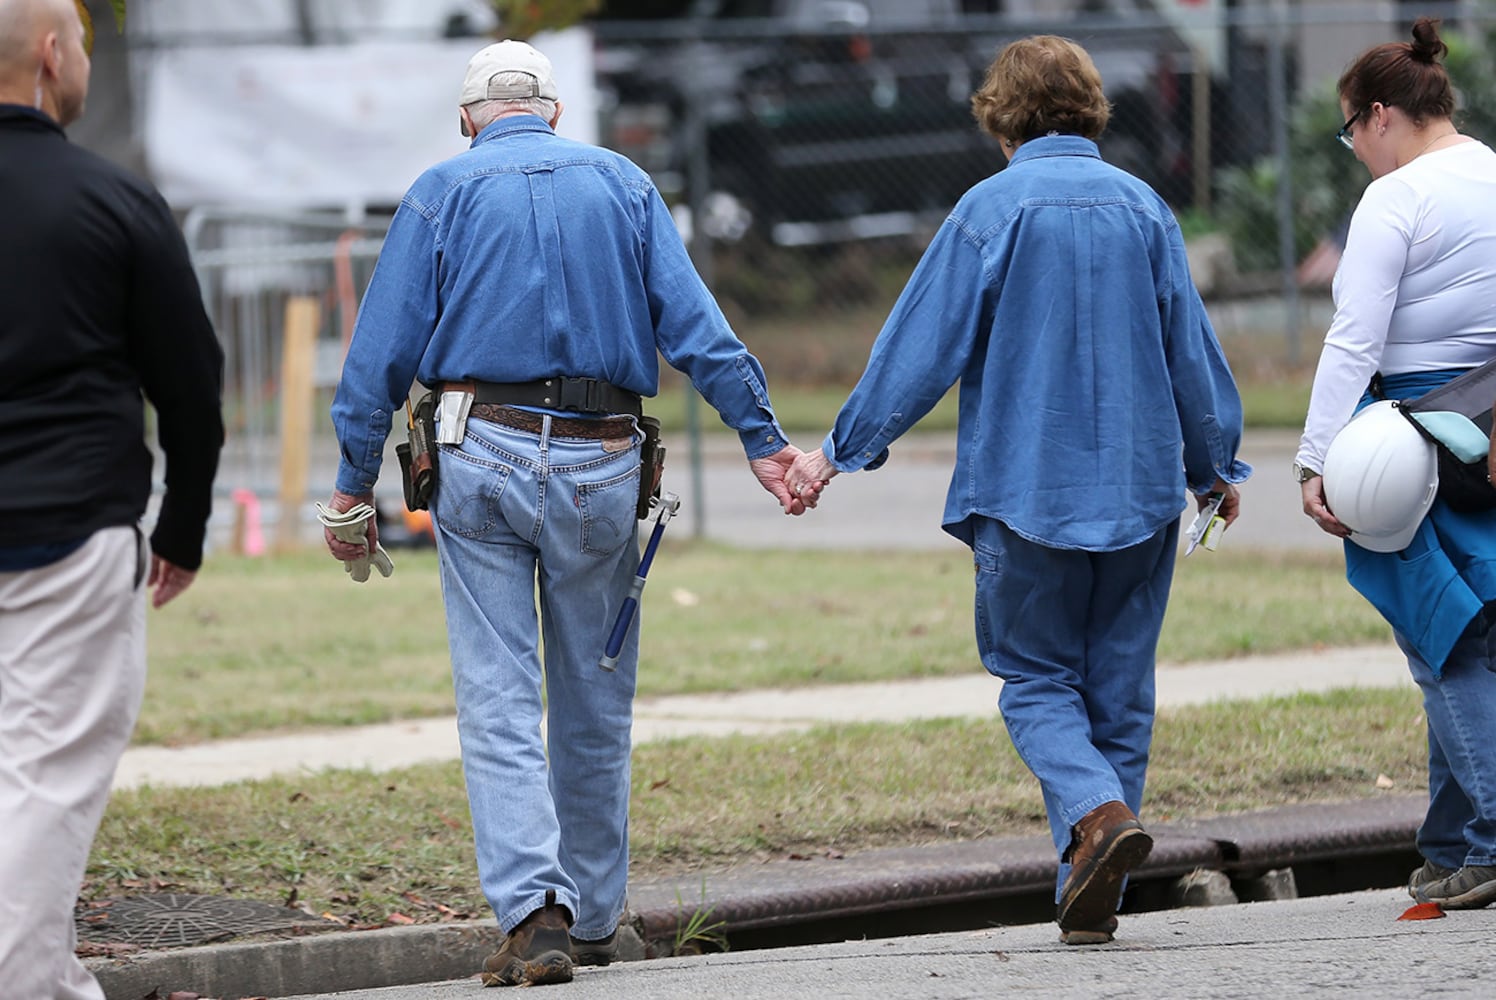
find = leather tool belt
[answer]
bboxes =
[469,405,636,440]
[440,378,642,418]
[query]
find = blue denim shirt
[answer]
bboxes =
[332,115,788,494]
[823,136,1249,551]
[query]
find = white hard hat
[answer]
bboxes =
[1322,400,1438,553]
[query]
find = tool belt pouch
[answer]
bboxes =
[396,391,439,512]
[1398,403,1496,513]
[636,415,666,519]
[1388,358,1496,513]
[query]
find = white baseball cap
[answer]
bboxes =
[459,40,559,135]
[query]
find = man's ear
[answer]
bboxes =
[459,106,474,138]
[40,31,62,79]
[549,101,565,130]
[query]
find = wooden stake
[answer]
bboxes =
[276,295,321,551]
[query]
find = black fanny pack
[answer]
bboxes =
[1375,363,1496,513]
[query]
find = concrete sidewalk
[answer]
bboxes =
[262,889,1492,1000]
[113,644,1409,790]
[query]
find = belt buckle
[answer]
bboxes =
[556,377,603,413]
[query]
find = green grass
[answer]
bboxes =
[139,546,1387,746]
[90,687,1426,929]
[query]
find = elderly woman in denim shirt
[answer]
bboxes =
[786,35,1249,944]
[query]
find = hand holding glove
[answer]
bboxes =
[316,499,394,583]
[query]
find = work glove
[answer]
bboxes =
[314,501,394,583]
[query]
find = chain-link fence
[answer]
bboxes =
[165,3,1496,546]
[179,208,393,546]
[592,1,1496,375]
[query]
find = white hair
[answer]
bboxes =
[463,71,557,132]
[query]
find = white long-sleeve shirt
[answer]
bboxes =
[1297,140,1496,472]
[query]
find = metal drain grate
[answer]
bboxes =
[76,893,333,949]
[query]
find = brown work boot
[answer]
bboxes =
[1056,801,1152,940]
[481,890,574,987]
[1059,914,1119,946]
[570,929,618,967]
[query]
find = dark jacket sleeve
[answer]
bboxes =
[126,187,225,570]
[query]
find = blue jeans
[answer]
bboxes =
[971,516,1177,896]
[431,413,642,939]
[1395,607,1496,869]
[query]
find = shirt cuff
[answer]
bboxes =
[824,432,888,473]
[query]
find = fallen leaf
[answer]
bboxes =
[435,811,464,831]
[73,941,138,958]
[649,778,671,791]
[671,588,700,607]
[1375,774,1395,789]
[1397,902,1445,921]
[387,912,415,925]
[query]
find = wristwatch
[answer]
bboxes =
[1292,461,1319,483]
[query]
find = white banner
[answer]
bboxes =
[141,29,598,210]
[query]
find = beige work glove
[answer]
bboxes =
[314,501,394,582]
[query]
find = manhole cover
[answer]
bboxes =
[76,893,333,949]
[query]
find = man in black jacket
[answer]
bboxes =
[0,1,224,994]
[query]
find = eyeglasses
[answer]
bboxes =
[1336,106,1369,150]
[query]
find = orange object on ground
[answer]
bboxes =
[1397,902,1445,921]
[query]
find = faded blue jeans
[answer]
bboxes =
[431,412,642,940]
[1395,606,1496,870]
[971,515,1178,898]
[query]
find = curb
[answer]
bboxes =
[88,794,1426,999]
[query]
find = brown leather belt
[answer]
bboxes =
[469,404,635,440]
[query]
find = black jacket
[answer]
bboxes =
[0,105,223,569]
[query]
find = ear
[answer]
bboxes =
[459,106,474,138]
[40,30,63,79]
[549,101,565,130]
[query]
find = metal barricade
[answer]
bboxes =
[182,207,392,550]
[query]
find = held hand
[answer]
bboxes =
[147,555,197,609]
[1301,476,1351,539]
[1202,477,1242,528]
[323,490,378,560]
[749,445,817,515]
[785,447,837,510]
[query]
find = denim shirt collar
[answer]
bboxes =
[1008,134,1101,165]
[470,114,554,149]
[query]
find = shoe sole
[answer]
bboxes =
[480,951,574,987]
[1416,877,1496,910]
[1060,927,1115,946]
[1057,827,1153,932]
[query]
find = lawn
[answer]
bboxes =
[91,687,1424,929]
[136,545,1388,745]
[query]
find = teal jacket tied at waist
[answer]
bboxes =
[1346,369,1496,675]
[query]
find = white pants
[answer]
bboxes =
[0,527,147,1000]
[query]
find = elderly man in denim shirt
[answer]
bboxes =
[326,40,808,986]
[788,36,1249,944]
